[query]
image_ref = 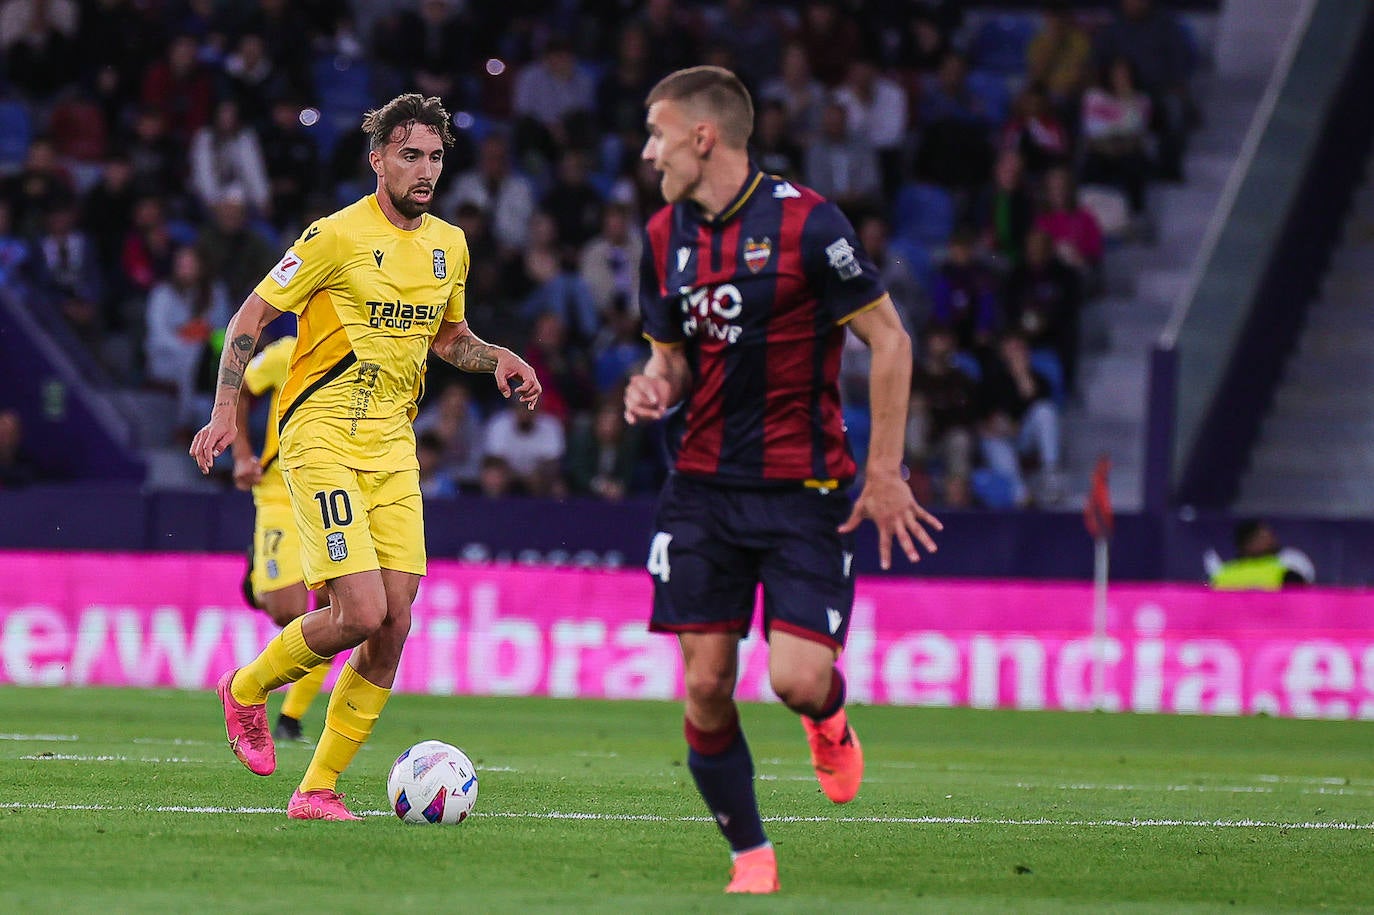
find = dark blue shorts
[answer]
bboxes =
[647,474,857,649]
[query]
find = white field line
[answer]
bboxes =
[0,733,78,741]
[1,802,1372,830]
[19,754,195,763]
[1018,781,1374,798]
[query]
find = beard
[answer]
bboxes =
[387,184,432,220]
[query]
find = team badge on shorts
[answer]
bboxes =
[266,559,279,580]
[432,248,447,279]
[326,532,348,562]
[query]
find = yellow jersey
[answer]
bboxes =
[253,194,469,472]
[243,335,294,506]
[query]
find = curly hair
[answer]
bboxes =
[361,93,455,151]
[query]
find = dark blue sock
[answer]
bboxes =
[685,711,768,852]
[810,669,847,723]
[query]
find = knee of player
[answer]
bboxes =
[770,666,832,712]
[261,595,310,628]
[683,665,736,706]
[336,604,388,642]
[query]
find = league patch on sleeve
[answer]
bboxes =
[825,238,862,280]
[269,250,304,287]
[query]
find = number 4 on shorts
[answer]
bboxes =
[647,532,673,583]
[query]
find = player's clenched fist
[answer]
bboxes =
[623,374,674,424]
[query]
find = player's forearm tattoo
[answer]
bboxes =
[216,333,256,404]
[439,335,500,373]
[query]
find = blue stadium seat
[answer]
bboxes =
[1030,348,1066,407]
[892,183,955,246]
[313,52,374,114]
[952,351,983,382]
[0,100,32,172]
[972,467,1019,509]
[966,70,1012,126]
[969,15,1038,76]
[887,235,937,296]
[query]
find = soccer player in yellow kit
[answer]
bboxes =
[190,93,541,820]
[232,334,328,743]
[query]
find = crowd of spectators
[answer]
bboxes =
[0,0,1198,506]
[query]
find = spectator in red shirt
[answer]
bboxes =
[139,33,214,144]
[1035,165,1104,276]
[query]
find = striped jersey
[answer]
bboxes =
[253,194,469,472]
[639,170,886,487]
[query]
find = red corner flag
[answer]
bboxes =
[1084,455,1113,540]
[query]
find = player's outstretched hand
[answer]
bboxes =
[838,470,942,571]
[189,413,236,475]
[623,374,673,425]
[495,350,542,410]
[233,455,262,491]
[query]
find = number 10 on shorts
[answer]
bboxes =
[313,489,354,529]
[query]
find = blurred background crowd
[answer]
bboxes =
[0,0,1201,510]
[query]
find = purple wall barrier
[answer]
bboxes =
[2,550,1373,718]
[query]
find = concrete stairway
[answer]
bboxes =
[1061,74,1266,511]
[1237,170,1374,515]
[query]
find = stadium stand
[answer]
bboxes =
[2,0,1348,528]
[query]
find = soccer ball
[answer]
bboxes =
[386,739,479,825]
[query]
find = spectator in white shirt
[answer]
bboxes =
[483,403,567,498]
[512,36,594,166]
[440,132,536,255]
[803,99,881,211]
[833,57,909,199]
[189,97,270,218]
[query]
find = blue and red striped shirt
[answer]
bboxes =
[640,170,887,488]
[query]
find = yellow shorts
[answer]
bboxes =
[281,464,426,590]
[251,492,305,596]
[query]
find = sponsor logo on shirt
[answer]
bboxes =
[366,300,442,331]
[269,250,303,287]
[678,283,743,344]
[773,181,801,199]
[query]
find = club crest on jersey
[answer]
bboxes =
[432,248,447,279]
[676,246,691,273]
[326,532,348,562]
[743,237,771,274]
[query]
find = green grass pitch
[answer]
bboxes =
[2,687,1373,913]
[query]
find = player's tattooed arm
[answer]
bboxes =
[433,319,542,407]
[189,292,284,473]
[435,332,501,373]
[216,333,256,402]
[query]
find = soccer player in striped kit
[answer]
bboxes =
[625,66,943,894]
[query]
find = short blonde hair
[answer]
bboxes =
[645,66,754,148]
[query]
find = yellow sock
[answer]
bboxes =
[280,661,329,721]
[230,616,329,706]
[299,663,390,793]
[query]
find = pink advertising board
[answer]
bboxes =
[2,550,1373,718]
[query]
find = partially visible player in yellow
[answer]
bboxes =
[231,334,329,744]
[189,93,541,820]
